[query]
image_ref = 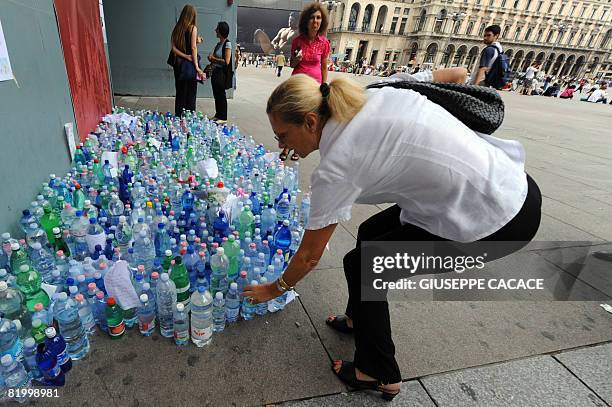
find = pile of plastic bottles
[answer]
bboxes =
[0,108,311,402]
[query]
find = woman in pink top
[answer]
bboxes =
[281,2,330,161]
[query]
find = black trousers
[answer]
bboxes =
[174,78,197,117]
[277,66,283,77]
[342,174,542,384]
[211,67,228,120]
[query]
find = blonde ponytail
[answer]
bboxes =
[266,74,366,124]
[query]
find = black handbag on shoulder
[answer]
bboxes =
[366,81,504,135]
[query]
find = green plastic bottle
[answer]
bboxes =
[72,184,86,210]
[51,227,71,258]
[162,250,174,271]
[31,319,47,343]
[222,235,241,280]
[105,297,126,339]
[15,265,50,311]
[39,204,61,245]
[170,257,190,309]
[238,206,255,239]
[9,243,30,274]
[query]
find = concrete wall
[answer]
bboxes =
[0,0,76,236]
[104,0,237,97]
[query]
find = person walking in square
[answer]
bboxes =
[169,4,204,117]
[471,25,503,87]
[280,2,330,162]
[276,53,286,77]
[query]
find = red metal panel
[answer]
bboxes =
[54,0,111,141]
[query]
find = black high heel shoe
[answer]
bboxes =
[332,360,400,401]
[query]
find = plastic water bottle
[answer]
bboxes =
[69,211,89,260]
[1,354,31,403]
[29,243,55,283]
[137,294,156,337]
[236,271,249,303]
[115,215,133,253]
[52,292,89,360]
[156,273,177,338]
[212,292,226,332]
[270,289,288,313]
[43,327,72,373]
[105,297,125,339]
[274,220,292,264]
[0,282,31,328]
[276,194,291,221]
[170,257,190,309]
[255,277,269,316]
[225,282,240,323]
[154,223,171,259]
[93,291,108,332]
[0,317,23,362]
[173,303,189,346]
[32,303,51,327]
[22,337,43,381]
[210,247,229,296]
[31,319,47,344]
[74,294,96,335]
[190,286,213,347]
[35,342,65,387]
[300,191,311,227]
[240,280,258,321]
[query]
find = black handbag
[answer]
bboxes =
[177,54,201,81]
[366,81,504,135]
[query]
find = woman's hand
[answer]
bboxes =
[243,282,282,304]
[207,53,215,62]
[196,68,205,77]
[197,35,204,44]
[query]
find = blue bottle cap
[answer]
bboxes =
[198,286,206,293]
[89,218,97,224]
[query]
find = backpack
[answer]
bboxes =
[484,45,510,90]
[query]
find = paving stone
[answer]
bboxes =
[421,356,607,407]
[279,380,435,407]
[555,342,612,404]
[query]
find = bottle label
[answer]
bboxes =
[174,330,189,341]
[191,326,212,340]
[57,348,70,366]
[108,321,126,337]
[176,284,190,294]
[43,362,62,379]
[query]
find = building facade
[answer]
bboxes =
[326,0,612,79]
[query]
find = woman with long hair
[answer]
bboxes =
[280,2,330,161]
[244,68,542,400]
[208,21,232,124]
[170,4,204,117]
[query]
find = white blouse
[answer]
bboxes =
[306,72,528,242]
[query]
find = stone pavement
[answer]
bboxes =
[19,66,611,407]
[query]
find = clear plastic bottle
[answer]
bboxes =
[22,337,43,382]
[240,280,258,321]
[255,277,269,316]
[225,282,240,323]
[212,292,226,332]
[29,242,56,283]
[0,281,31,329]
[156,273,177,338]
[52,293,89,360]
[210,247,229,296]
[93,291,108,333]
[173,303,189,345]
[137,294,156,337]
[1,354,32,403]
[74,294,96,335]
[0,316,23,361]
[190,286,213,347]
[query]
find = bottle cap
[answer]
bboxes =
[151,272,159,279]
[1,354,13,366]
[250,280,259,285]
[217,247,224,255]
[140,294,149,303]
[240,270,247,278]
[52,227,61,234]
[88,283,97,290]
[119,215,126,223]
[24,337,36,348]
[58,292,68,300]
[44,326,57,338]
[34,303,43,312]
[215,292,223,300]
[0,281,7,291]
[32,319,42,328]
[138,265,145,271]
[165,250,172,256]
[260,277,268,284]
[75,294,84,301]
[198,286,206,293]
[161,273,170,282]
[176,303,185,311]
[142,282,150,290]
[96,291,105,299]
[107,297,117,306]
[230,282,238,290]
[11,242,20,251]
[19,265,29,272]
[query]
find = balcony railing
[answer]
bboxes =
[329,27,395,35]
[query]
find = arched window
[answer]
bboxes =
[525,27,533,41]
[348,3,360,31]
[417,9,427,32]
[502,25,511,38]
[466,21,475,35]
[602,29,612,49]
[425,43,438,63]
[545,29,554,43]
[434,9,447,33]
[375,6,388,33]
[514,26,522,40]
[478,23,486,36]
[362,4,374,32]
[453,19,461,34]
[536,29,543,42]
